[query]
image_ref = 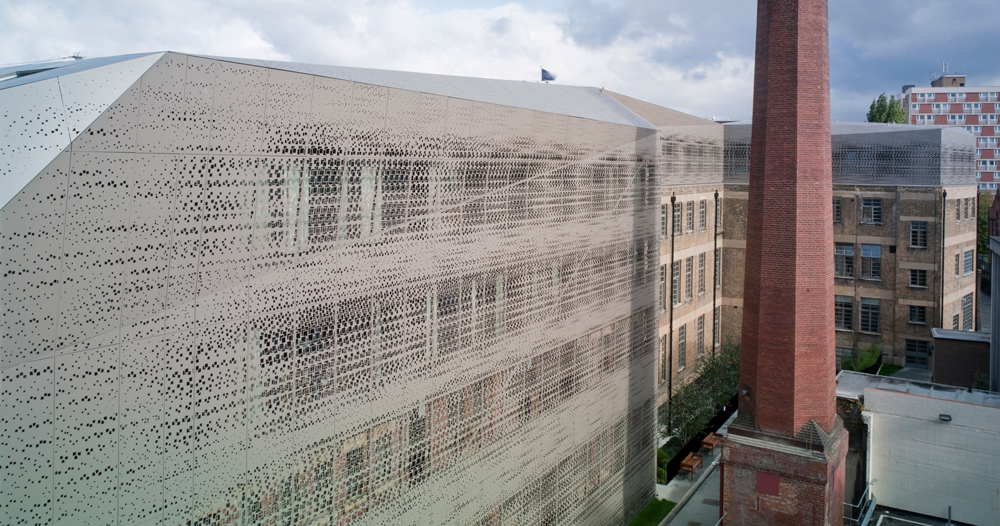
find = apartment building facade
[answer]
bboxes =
[903,74,1000,190]
[723,122,978,370]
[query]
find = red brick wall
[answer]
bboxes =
[741,0,837,437]
[722,433,847,526]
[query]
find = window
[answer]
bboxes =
[956,199,961,222]
[660,205,667,237]
[955,253,961,277]
[953,314,960,330]
[835,296,853,330]
[905,340,931,369]
[678,325,687,370]
[714,306,720,346]
[964,250,974,275]
[698,253,706,294]
[861,198,882,223]
[909,305,927,324]
[672,261,681,305]
[699,200,707,230]
[716,199,722,227]
[861,245,881,280]
[910,221,928,247]
[834,244,854,278]
[909,269,927,288]
[962,293,973,330]
[659,265,666,310]
[685,256,693,300]
[833,196,842,222]
[686,202,694,232]
[715,248,721,288]
[860,298,880,333]
[964,198,970,220]
[697,315,705,356]
[660,336,667,383]
[673,203,682,235]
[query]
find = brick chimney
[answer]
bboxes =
[721,0,848,524]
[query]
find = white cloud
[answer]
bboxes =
[0,0,755,120]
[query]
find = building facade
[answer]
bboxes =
[723,122,979,371]
[601,93,727,436]
[902,75,1000,190]
[0,52,669,526]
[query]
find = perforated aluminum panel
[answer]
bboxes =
[1,52,660,526]
[724,121,977,187]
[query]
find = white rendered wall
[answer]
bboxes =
[866,387,1000,525]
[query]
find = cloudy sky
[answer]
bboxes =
[3,0,999,122]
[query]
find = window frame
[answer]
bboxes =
[909,269,927,288]
[671,261,681,305]
[835,243,855,278]
[861,198,882,224]
[699,200,707,230]
[910,221,928,248]
[697,315,705,356]
[860,244,882,280]
[964,250,974,275]
[833,196,842,222]
[835,295,854,331]
[860,298,880,334]
[698,253,706,295]
[909,305,927,325]
[685,256,693,300]
[672,203,682,236]
[678,324,687,370]
[686,201,694,232]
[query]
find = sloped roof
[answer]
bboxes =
[195,54,657,129]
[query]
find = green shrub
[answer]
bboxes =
[842,345,881,372]
[662,341,740,445]
[855,344,881,371]
[841,355,856,371]
[656,467,668,485]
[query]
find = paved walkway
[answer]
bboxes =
[657,412,737,526]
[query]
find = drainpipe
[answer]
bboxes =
[942,190,948,328]
[668,193,676,434]
[713,189,720,356]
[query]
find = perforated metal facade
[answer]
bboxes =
[724,121,977,187]
[1,52,662,525]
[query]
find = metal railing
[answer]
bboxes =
[844,482,877,526]
[713,512,726,526]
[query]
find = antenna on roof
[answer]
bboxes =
[66,53,84,60]
[930,68,936,82]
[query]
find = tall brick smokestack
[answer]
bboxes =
[741,0,836,436]
[721,1,848,523]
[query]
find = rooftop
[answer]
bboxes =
[836,370,1000,408]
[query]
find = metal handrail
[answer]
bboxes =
[714,512,726,526]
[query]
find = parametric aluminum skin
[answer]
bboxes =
[1,52,668,525]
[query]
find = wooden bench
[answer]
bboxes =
[678,452,703,479]
[700,432,723,457]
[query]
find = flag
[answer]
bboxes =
[541,68,556,82]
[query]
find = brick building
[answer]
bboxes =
[604,93,726,432]
[723,122,979,371]
[902,74,1000,190]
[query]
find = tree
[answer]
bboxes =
[866,93,906,124]
[979,190,992,256]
